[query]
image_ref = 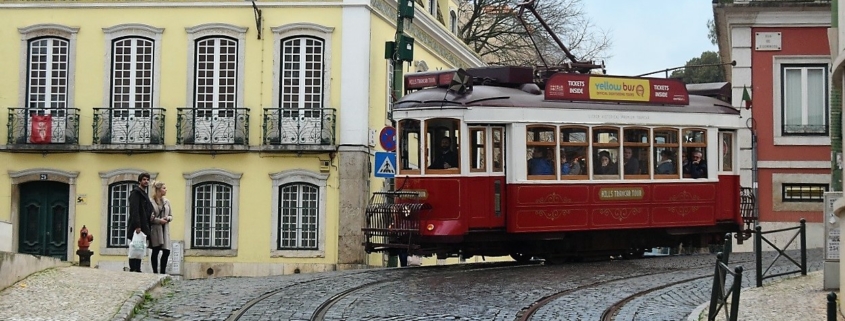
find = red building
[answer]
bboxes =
[714,1,832,249]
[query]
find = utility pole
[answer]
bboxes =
[832,0,842,192]
[384,0,415,267]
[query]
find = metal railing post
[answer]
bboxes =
[722,233,732,265]
[800,218,807,275]
[828,292,837,321]
[708,253,723,320]
[755,225,762,287]
[729,266,743,321]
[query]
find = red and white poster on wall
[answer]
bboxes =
[30,115,52,144]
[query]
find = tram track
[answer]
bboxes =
[227,261,537,321]
[514,257,756,321]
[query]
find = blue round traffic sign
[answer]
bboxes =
[380,127,396,151]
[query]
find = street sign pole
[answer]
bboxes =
[385,0,414,267]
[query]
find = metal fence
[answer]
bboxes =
[754,219,807,287]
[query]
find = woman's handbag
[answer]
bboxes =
[128,232,147,259]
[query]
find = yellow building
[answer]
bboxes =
[0,0,482,278]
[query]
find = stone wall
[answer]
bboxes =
[0,251,68,291]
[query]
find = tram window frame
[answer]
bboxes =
[719,131,734,172]
[398,119,422,175]
[592,126,620,180]
[559,126,589,180]
[622,127,650,179]
[682,128,708,179]
[469,127,487,172]
[425,118,461,174]
[526,125,557,180]
[492,128,504,173]
[653,127,680,179]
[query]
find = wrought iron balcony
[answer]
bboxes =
[262,108,336,148]
[93,108,166,146]
[176,107,250,146]
[7,108,80,148]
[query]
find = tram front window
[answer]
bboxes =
[426,118,461,172]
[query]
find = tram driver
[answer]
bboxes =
[429,137,458,169]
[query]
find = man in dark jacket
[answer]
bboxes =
[127,172,153,272]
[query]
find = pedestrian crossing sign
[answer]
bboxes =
[374,152,396,178]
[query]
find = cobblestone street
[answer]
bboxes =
[131,249,823,321]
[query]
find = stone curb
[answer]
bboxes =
[111,275,170,321]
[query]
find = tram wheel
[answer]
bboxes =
[510,252,532,263]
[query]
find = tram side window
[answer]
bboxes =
[527,125,556,179]
[720,131,734,172]
[654,128,680,179]
[426,118,461,172]
[493,128,504,172]
[593,127,620,179]
[398,119,421,173]
[469,128,486,172]
[560,126,588,179]
[682,129,707,179]
[623,127,649,179]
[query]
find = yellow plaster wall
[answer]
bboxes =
[5,152,339,264]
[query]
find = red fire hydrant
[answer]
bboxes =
[76,225,94,267]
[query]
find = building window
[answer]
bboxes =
[111,37,154,108]
[270,170,328,258]
[182,168,241,256]
[192,182,232,249]
[185,24,246,109]
[195,37,238,109]
[781,64,828,135]
[782,183,827,202]
[281,37,324,109]
[27,37,69,109]
[107,181,134,248]
[278,183,319,250]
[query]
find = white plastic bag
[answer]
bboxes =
[128,232,147,259]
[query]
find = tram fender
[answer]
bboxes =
[419,219,467,236]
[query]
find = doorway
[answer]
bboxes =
[18,181,69,260]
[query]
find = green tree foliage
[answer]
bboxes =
[669,51,725,84]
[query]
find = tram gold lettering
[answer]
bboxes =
[599,187,644,201]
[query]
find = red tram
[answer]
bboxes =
[364,66,754,262]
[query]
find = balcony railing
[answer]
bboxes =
[176,108,250,145]
[262,108,336,146]
[7,108,80,145]
[93,108,166,145]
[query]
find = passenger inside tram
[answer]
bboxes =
[684,150,707,178]
[527,147,554,175]
[622,147,640,175]
[656,149,675,174]
[594,150,618,175]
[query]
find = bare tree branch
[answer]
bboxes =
[458,0,611,67]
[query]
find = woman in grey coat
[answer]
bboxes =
[149,181,172,274]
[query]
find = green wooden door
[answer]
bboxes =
[18,181,69,260]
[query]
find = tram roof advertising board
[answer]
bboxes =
[544,73,689,105]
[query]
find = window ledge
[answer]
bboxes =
[774,136,830,146]
[185,249,238,257]
[271,249,325,258]
[99,248,127,256]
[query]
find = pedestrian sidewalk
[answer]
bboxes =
[0,266,167,321]
[691,270,843,321]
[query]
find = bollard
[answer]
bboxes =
[828,292,837,321]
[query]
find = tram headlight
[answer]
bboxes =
[426,224,435,231]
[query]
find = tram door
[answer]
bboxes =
[467,126,506,228]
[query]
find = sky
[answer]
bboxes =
[581,1,717,77]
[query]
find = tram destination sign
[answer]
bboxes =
[544,73,689,105]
